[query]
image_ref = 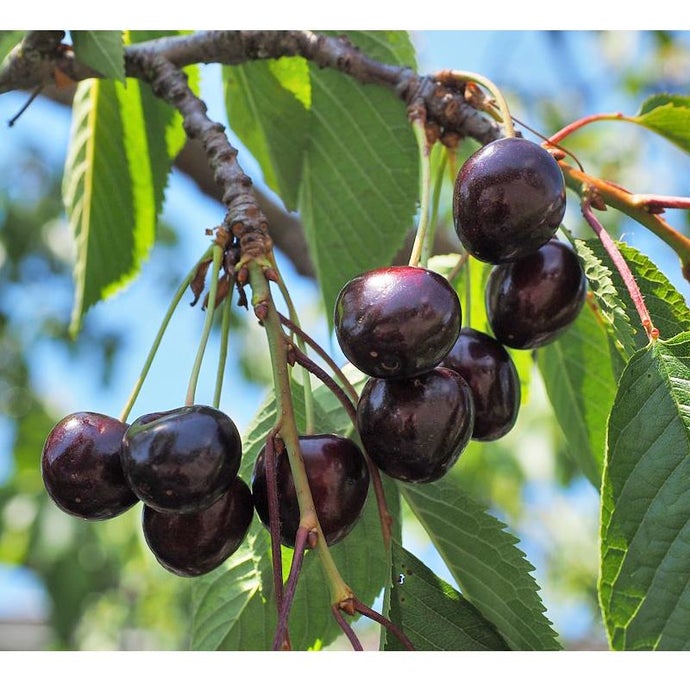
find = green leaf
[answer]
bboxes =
[0,31,24,65]
[70,31,125,83]
[224,58,310,210]
[400,475,560,650]
[572,237,690,358]
[385,541,509,650]
[190,377,397,650]
[600,333,690,650]
[538,301,618,487]
[633,94,690,154]
[299,31,419,324]
[63,57,192,335]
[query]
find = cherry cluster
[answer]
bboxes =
[40,405,253,577]
[334,136,587,484]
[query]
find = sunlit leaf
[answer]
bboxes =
[633,94,690,154]
[71,31,125,83]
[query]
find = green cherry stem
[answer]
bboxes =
[421,144,448,266]
[463,255,472,331]
[185,243,223,406]
[212,279,234,409]
[408,117,433,268]
[119,246,214,422]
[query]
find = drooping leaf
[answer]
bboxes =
[538,300,618,488]
[385,541,509,650]
[299,31,419,324]
[632,94,690,154]
[70,31,125,83]
[600,333,690,650]
[224,58,310,210]
[400,475,560,650]
[190,375,397,650]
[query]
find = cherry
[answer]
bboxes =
[441,327,520,441]
[120,404,242,514]
[485,238,587,350]
[41,411,138,520]
[251,434,370,548]
[334,265,461,379]
[142,476,254,577]
[453,137,566,264]
[356,367,475,483]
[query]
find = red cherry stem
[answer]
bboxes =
[272,526,310,651]
[263,431,287,630]
[560,162,690,280]
[546,112,628,145]
[581,194,659,341]
[277,312,359,406]
[331,604,364,651]
[289,344,394,549]
[352,598,415,651]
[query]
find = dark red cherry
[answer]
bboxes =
[41,411,137,520]
[453,137,566,264]
[121,405,242,514]
[486,238,587,350]
[441,327,520,441]
[334,265,461,379]
[251,434,370,548]
[356,367,475,483]
[142,476,254,577]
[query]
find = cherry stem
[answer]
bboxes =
[212,279,234,408]
[561,161,690,281]
[435,69,515,138]
[185,243,223,406]
[547,112,627,145]
[277,312,359,406]
[289,344,393,549]
[119,246,214,422]
[352,598,415,651]
[408,117,433,268]
[581,194,659,342]
[263,430,286,619]
[272,526,310,651]
[331,604,364,651]
[268,255,316,434]
[248,261,354,609]
[422,144,447,266]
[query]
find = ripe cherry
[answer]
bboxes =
[142,476,254,577]
[41,411,138,520]
[121,405,242,514]
[486,238,587,350]
[251,434,370,548]
[334,265,461,379]
[441,327,520,441]
[453,137,566,264]
[356,367,475,483]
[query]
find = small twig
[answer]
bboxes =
[7,84,43,126]
[272,525,310,651]
[331,604,364,651]
[352,598,415,651]
[263,431,286,621]
[581,192,659,342]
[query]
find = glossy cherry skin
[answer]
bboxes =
[121,405,242,514]
[41,412,138,520]
[251,434,370,548]
[486,239,587,350]
[441,327,521,441]
[356,367,475,483]
[453,137,566,264]
[142,476,254,577]
[334,265,461,379]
